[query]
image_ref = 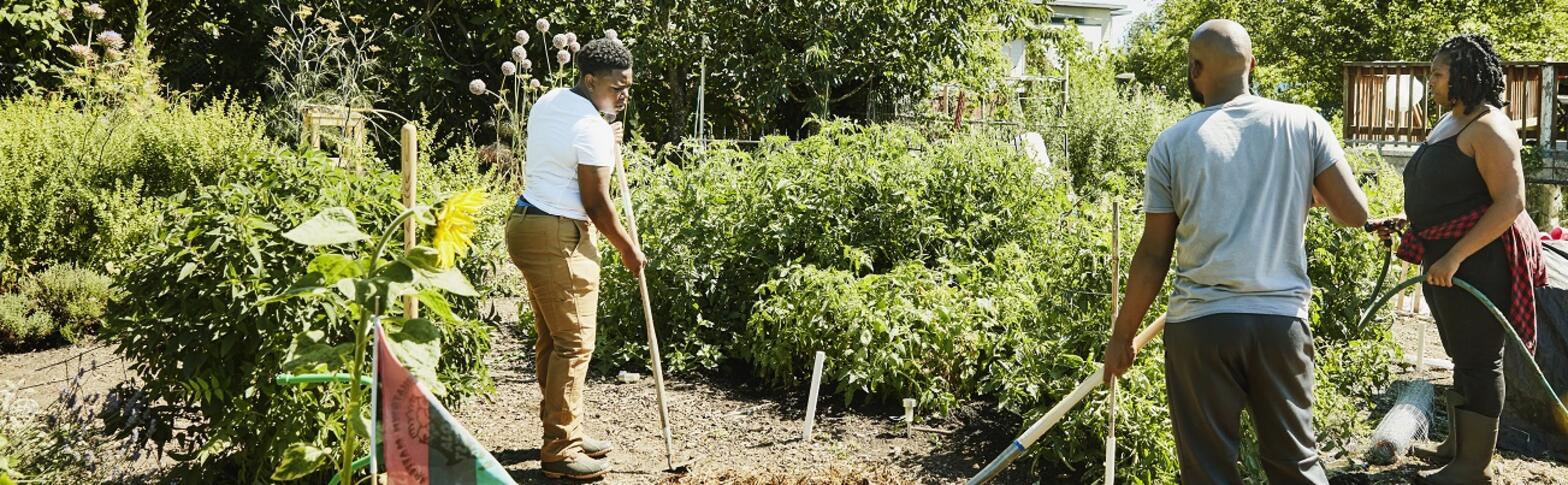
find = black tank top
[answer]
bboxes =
[1403,113,1493,231]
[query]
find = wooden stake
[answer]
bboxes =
[400,123,419,320]
[1105,203,1121,485]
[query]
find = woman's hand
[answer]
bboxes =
[1426,253,1462,287]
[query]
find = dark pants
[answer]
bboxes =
[1165,313,1327,485]
[1421,238,1510,418]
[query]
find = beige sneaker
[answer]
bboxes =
[581,436,614,458]
[542,455,611,480]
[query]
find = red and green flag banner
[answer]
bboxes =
[376,328,516,485]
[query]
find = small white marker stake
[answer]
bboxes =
[903,398,917,437]
[803,351,826,442]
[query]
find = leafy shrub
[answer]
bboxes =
[589,113,1405,480]
[103,150,497,481]
[0,293,52,347]
[23,264,115,340]
[0,95,268,270]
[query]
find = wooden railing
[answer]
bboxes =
[1342,61,1566,147]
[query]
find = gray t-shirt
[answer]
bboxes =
[1144,95,1344,323]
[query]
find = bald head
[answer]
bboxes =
[1189,20,1254,77]
[1186,19,1256,105]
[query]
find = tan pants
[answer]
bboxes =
[505,212,600,462]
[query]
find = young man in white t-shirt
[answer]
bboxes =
[1102,20,1370,484]
[505,38,643,480]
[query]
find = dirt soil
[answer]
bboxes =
[2,298,1565,484]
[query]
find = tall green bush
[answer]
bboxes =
[0,95,268,270]
[102,149,497,482]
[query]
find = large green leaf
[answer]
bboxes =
[419,266,479,297]
[270,442,328,481]
[307,253,363,285]
[416,289,458,324]
[385,318,443,394]
[282,208,370,246]
[404,246,442,272]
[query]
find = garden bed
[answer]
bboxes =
[4,307,1566,483]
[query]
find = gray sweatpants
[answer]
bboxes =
[1164,313,1328,485]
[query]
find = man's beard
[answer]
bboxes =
[1187,77,1204,104]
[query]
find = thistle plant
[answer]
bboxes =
[56,0,162,109]
[260,189,488,483]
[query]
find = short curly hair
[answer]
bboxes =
[575,38,633,78]
[1434,34,1507,116]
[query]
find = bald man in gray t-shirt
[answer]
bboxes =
[1103,20,1370,484]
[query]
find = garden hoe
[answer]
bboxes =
[605,111,693,474]
[967,312,1167,485]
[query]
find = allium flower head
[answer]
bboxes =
[568,41,581,53]
[68,44,94,61]
[84,3,106,20]
[535,18,550,33]
[565,32,577,44]
[556,49,571,65]
[520,59,532,71]
[514,30,530,45]
[96,31,124,49]
[468,79,487,96]
[501,61,517,76]
[530,78,541,89]
[511,45,527,63]
[552,34,567,49]
[58,7,73,21]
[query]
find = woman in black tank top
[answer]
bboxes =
[1370,35,1535,485]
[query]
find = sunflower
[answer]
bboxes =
[433,189,488,268]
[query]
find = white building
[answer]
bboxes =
[1046,0,1133,49]
[1004,0,1133,77]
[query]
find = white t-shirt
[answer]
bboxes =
[521,88,615,221]
[1144,95,1344,323]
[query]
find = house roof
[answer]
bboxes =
[1044,0,1132,15]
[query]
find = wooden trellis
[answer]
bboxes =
[301,104,372,171]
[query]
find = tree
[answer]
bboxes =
[1123,0,1568,113]
[5,0,1052,148]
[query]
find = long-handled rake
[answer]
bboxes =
[606,112,690,473]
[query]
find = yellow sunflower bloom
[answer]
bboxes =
[433,189,488,268]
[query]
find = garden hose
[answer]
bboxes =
[1360,237,1395,323]
[1354,275,1568,423]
